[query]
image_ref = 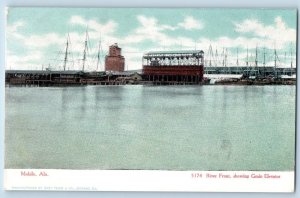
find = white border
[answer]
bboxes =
[1,0,298,197]
[4,169,294,192]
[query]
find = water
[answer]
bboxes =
[5,85,295,171]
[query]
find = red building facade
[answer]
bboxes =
[143,50,204,83]
[105,43,125,72]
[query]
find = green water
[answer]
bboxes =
[5,85,295,171]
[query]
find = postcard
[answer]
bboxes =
[4,7,296,192]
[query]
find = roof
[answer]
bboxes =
[204,74,243,79]
[106,69,143,76]
[110,43,121,48]
[6,70,84,75]
[144,50,204,55]
[281,75,296,79]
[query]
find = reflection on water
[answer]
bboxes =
[5,85,295,171]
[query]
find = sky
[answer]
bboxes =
[6,8,297,71]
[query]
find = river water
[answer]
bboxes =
[5,85,295,171]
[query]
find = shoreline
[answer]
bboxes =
[5,79,296,87]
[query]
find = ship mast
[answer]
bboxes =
[82,27,89,72]
[255,46,258,76]
[263,47,266,77]
[215,48,218,67]
[284,52,287,66]
[274,44,279,78]
[255,46,258,67]
[208,44,213,67]
[290,43,293,76]
[224,48,228,73]
[96,33,104,71]
[274,48,277,69]
[246,47,249,66]
[63,34,70,71]
[236,48,239,66]
[96,40,101,71]
[96,41,101,71]
[222,47,225,67]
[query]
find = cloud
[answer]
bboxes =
[69,15,86,26]
[121,15,167,45]
[178,16,204,30]
[68,15,120,59]
[6,51,44,70]
[6,15,205,70]
[6,21,25,39]
[7,21,66,49]
[121,46,145,70]
[6,14,296,71]
[135,15,167,39]
[121,14,296,69]
[69,15,118,35]
[6,16,119,70]
[161,24,178,31]
[122,15,198,47]
[6,22,66,70]
[234,16,296,49]
[24,33,65,48]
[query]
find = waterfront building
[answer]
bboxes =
[142,50,204,84]
[105,43,125,72]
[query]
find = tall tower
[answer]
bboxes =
[105,43,125,72]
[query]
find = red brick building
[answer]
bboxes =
[105,43,125,72]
